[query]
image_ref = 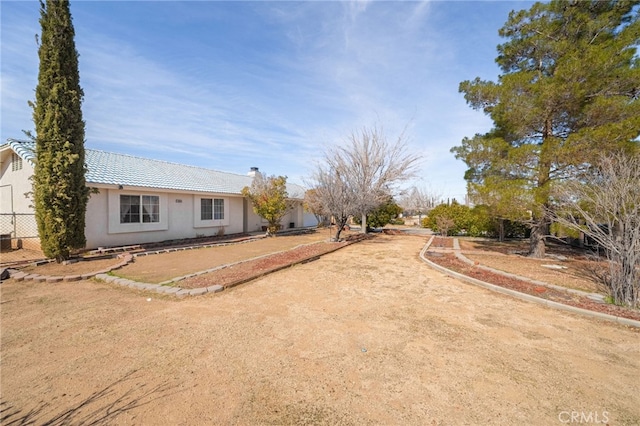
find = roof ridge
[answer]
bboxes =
[4,138,304,197]
[87,146,244,175]
[6,138,252,178]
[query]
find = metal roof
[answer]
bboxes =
[4,139,305,198]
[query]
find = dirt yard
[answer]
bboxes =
[13,231,340,281]
[2,234,639,425]
[459,238,603,293]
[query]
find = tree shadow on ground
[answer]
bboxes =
[461,238,530,255]
[0,369,183,425]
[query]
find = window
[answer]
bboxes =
[201,198,213,220]
[142,195,160,223]
[214,198,224,220]
[120,195,139,223]
[12,153,22,171]
[201,198,224,220]
[120,195,159,224]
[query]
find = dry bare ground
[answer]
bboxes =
[459,239,602,293]
[1,234,639,425]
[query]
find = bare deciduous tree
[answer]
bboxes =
[308,165,357,241]
[303,189,330,227]
[399,185,442,226]
[435,216,455,237]
[325,125,420,233]
[551,152,640,308]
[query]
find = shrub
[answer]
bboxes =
[353,198,403,230]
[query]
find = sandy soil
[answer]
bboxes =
[1,234,639,425]
[459,239,603,293]
[116,231,342,283]
[3,231,342,280]
[17,257,125,276]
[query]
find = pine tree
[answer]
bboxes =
[31,0,89,262]
[452,0,640,257]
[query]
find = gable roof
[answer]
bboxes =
[4,139,305,198]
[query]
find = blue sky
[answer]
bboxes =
[1,0,534,201]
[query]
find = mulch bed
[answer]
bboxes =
[430,236,453,249]
[177,235,368,290]
[425,252,640,323]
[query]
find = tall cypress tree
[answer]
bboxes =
[31,0,89,262]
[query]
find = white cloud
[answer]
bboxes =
[2,0,528,193]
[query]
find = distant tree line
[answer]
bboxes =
[421,201,529,240]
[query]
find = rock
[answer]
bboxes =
[541,264,567,270]
[546,254,568,261]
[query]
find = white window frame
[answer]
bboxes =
[213,198,224,220]
[194,196,229,228]
[120,194,160,224]
[201,198,213,221]
[108,190,168,234]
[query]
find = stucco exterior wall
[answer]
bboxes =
[243,201,310,233]
[85,186,246,249]
[1,144,309,251]
[0,154,34,215]
[0,153,37,245]
[245,206,267,232]
[303,211,318,228]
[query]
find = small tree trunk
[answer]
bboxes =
[361,213,368,234]
[498,219,505,242]
[529,216,549,258]
[333,218,349,241]
[267,222,279,237]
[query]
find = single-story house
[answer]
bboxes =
[0,139,316,250]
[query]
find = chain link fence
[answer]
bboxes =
[1,213,40,252]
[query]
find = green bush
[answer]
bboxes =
[424,202,496,236]
[550,222,581,239]
[502,220,530,238]
[354,198,403,229]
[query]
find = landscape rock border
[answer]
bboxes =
[94,235,370,298]
[0,229,311,288]
[1,231,368,298]
[420,236,640,329]
[6,253,134,283]
[9,232,637,329]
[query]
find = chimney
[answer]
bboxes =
[248,167,259,177]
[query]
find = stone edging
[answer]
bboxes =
[420,236,640,329]
[3,232,301,291]
[94,236,370,298]
[4,233,370,298]
[132,235,265,258]
[452,239,606,303]
[153,241,329,286]
[94,273,223,298]
[7,253,135,284]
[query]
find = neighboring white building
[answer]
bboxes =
[0,139,316,250]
